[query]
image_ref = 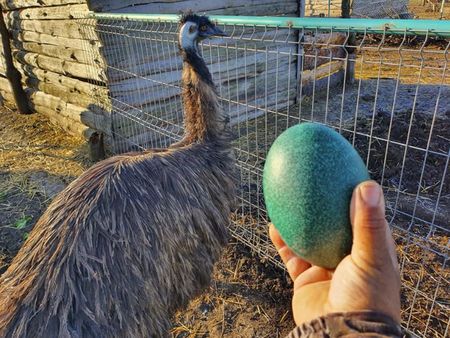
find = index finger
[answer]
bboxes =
[269,223,311,281]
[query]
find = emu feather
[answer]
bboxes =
[0,13,236,338]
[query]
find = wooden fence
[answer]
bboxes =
[0,0,346,152]
[0,0,109,140]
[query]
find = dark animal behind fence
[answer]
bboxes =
[0,13,237,338]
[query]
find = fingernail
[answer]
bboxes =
[360,182,382,208]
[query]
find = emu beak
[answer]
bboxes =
[213,26,227,37]
[209,25,227,37]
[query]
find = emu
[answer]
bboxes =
[0,13,236,338]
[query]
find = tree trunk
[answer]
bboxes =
[0,6,31,114]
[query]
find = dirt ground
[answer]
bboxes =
[0,108,91,274]
[0,107,294,337]
[1,102,449,337]
[409,0,450,19]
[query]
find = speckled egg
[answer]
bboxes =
[263,122,370,269]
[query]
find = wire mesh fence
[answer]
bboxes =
[352,0,411,18]
[307,1,450,19]
[79,15,450,337]
[352,0,449,20]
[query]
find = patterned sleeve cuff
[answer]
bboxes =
[285,311,406,338]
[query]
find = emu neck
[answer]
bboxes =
[180,47,226,144]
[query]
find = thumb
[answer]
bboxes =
[350,181,394,269]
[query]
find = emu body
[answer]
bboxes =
[0,14,236,338]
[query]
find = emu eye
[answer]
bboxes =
[200,25,207,32]
[189,25,197,34]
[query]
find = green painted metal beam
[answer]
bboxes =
[88,12,450,38]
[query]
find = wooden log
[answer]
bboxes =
[112,91,296,151]
[0,89,16,108]
[1,73,110,132]
[228,87,297,120]
[6,4,89,20]
[97,25,294,51]
[99,28,297,83]
[109,77,296,122]
[12,30,101,52]
[301,33,347,69]
[0,87,13,99]
[300,59,345,86]
[10,63,109,102]
[304,3,342,16]
[14,49,106,82]
[305,0,343,14]
[108,45,294,88]
[307,10,342,17]
[26,76,99,108]
[65,59,106,82]
[102,43,294,83]
[0,76,15,107]
[8,18,93,40]
[91,0,298,13]
[34,103,89,136]
[112,2,298,16]
[15,41,103,66]
[0,74,11,91]
[90,0,188,12]
[0,83,89,136]
[0,0,84,10]
[108,54,295,105]
[209,2,298,15]
[28,89,111,133]
[305,4,342,10]
[112,81,297,139]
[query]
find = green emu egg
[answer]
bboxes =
[263,122,370,269]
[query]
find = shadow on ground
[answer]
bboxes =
[0,170,76,274]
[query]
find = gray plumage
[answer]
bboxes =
[0,13,236,338]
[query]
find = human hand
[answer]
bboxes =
[269,181,401,326]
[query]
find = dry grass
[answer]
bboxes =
[409,0,450,19]
[172,238,294,338]
[0,107,295,337]
[230,52,450,336]
[0,107,92,273]
[0,107,91,178]
[395,232,450,338]
[356,48,450,86]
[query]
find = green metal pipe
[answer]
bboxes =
[88,12,450,37]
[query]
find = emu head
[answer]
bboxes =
[179,12,226,52]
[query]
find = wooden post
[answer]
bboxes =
[0,5,31,114]
[341,0,355,84]
[341,0,352,18]
[439,0,446,19]
[87,130,106,162]
[298,0,305,17]
[296,0,305,104]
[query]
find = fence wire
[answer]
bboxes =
[352,0,449,20]
[79,16,450,337]
[352,0,411,18]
